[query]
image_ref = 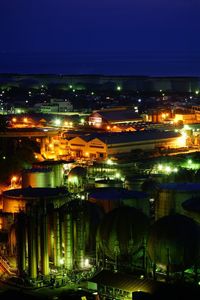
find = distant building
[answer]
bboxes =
[88,108,142,128]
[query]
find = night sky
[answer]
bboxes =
[1,0,200,75]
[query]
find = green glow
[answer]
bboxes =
[188,159,192,164]
[69,85,73,89]
[195,90,199,95]
[117,85,121,91]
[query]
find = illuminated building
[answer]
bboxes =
[88,108,142,128]
[67,130,182,159]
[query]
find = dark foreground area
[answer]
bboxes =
[1,282,200,300]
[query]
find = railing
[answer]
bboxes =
[0,256,16,276]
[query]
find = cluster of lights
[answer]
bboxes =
[54,119,73,127]
[157,164,178,174]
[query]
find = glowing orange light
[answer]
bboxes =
[11,176,17,182]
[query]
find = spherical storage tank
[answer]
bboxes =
[96,206,149,260]
[22,168,53,188]
[67,166,87,193]
[147,214,200,272]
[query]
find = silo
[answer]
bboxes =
[156,183,200,220]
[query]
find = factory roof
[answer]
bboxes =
[89,187,148,201]
[92,109,142,122]
[158,182,200,191]
[90,270,161,294]
[77,130,180,145]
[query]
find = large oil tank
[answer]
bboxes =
[2,187,68,213]
[88,187,149,215]
[155,183,200,220]
[22,168,54,188]
[147,214,200,272]
[33,160,66,187]
[97,206,149,261]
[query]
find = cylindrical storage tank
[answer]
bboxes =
[64,200,104,268]
[16,212,27,276]
[2,196,25,213]
[63,213,73,270]
[147,214,200,272]
[97,207,149,263]
[95,179,123,189]
[52,163,64,187]
[156,183,200,220]
[22,168,54,188]
[88,187,149,215]
[33,160,66,187]
[27,208,38,279]
[76,210,85,269]
[40,211,49,276]
[53,210,61,267]
[2,187,69,214]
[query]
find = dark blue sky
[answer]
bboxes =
[1,0,200,75]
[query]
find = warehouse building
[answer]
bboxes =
[67,130,182,159]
